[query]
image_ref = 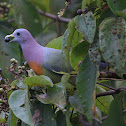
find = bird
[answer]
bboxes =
[5,29,74,83]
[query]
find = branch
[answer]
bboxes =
[99,71,121,79]
[96,87,126,98]
[8,10,71,23]
[96,90,117,98]
[38,9,71,23]
[99,71,126,81]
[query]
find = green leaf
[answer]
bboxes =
[67,18,83,48]
[96,86,114,114]
[60,74,75,95]
[11,79,26,89]
[82,0,94,10]
[99,17,126,77]
[16,80,26,89]
[116,11,126,20]
[37,84,66,111]
[62,29,70,67]
[12,0,42,36]
[107,0,126,17]
[25,87,33,125]
[62,19,83,68]
[56,111,67,126]
[102,92,125,126]
[8,90,34,126]
[97,8,115,26]
[8,109,18,126]
[96,0,102,8]
[27,69,36,77]
[46,36,63,50]
[70,41,89,70]
[69,93,84,114]
[76,54,99,121]
[75,12,96,43]
[24,75,53,87]
[60,74,70,96]
[31,100,56,126]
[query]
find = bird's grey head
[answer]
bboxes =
[5,29,34,45]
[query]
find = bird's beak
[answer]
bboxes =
[5,34,14,43]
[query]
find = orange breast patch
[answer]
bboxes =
[28,61,43,75]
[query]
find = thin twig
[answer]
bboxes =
[96,82,116,90]
[96,90,117,98]
[96,99,109,111]
[7,10,71,23]
[38,9,71,23]
[96,87,126,98]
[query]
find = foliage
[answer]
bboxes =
[0,0,126,126]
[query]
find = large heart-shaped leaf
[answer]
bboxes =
[99,17,126,76]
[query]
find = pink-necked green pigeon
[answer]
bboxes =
[5,29,74,83]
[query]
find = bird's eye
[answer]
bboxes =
[17,32,20,36]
